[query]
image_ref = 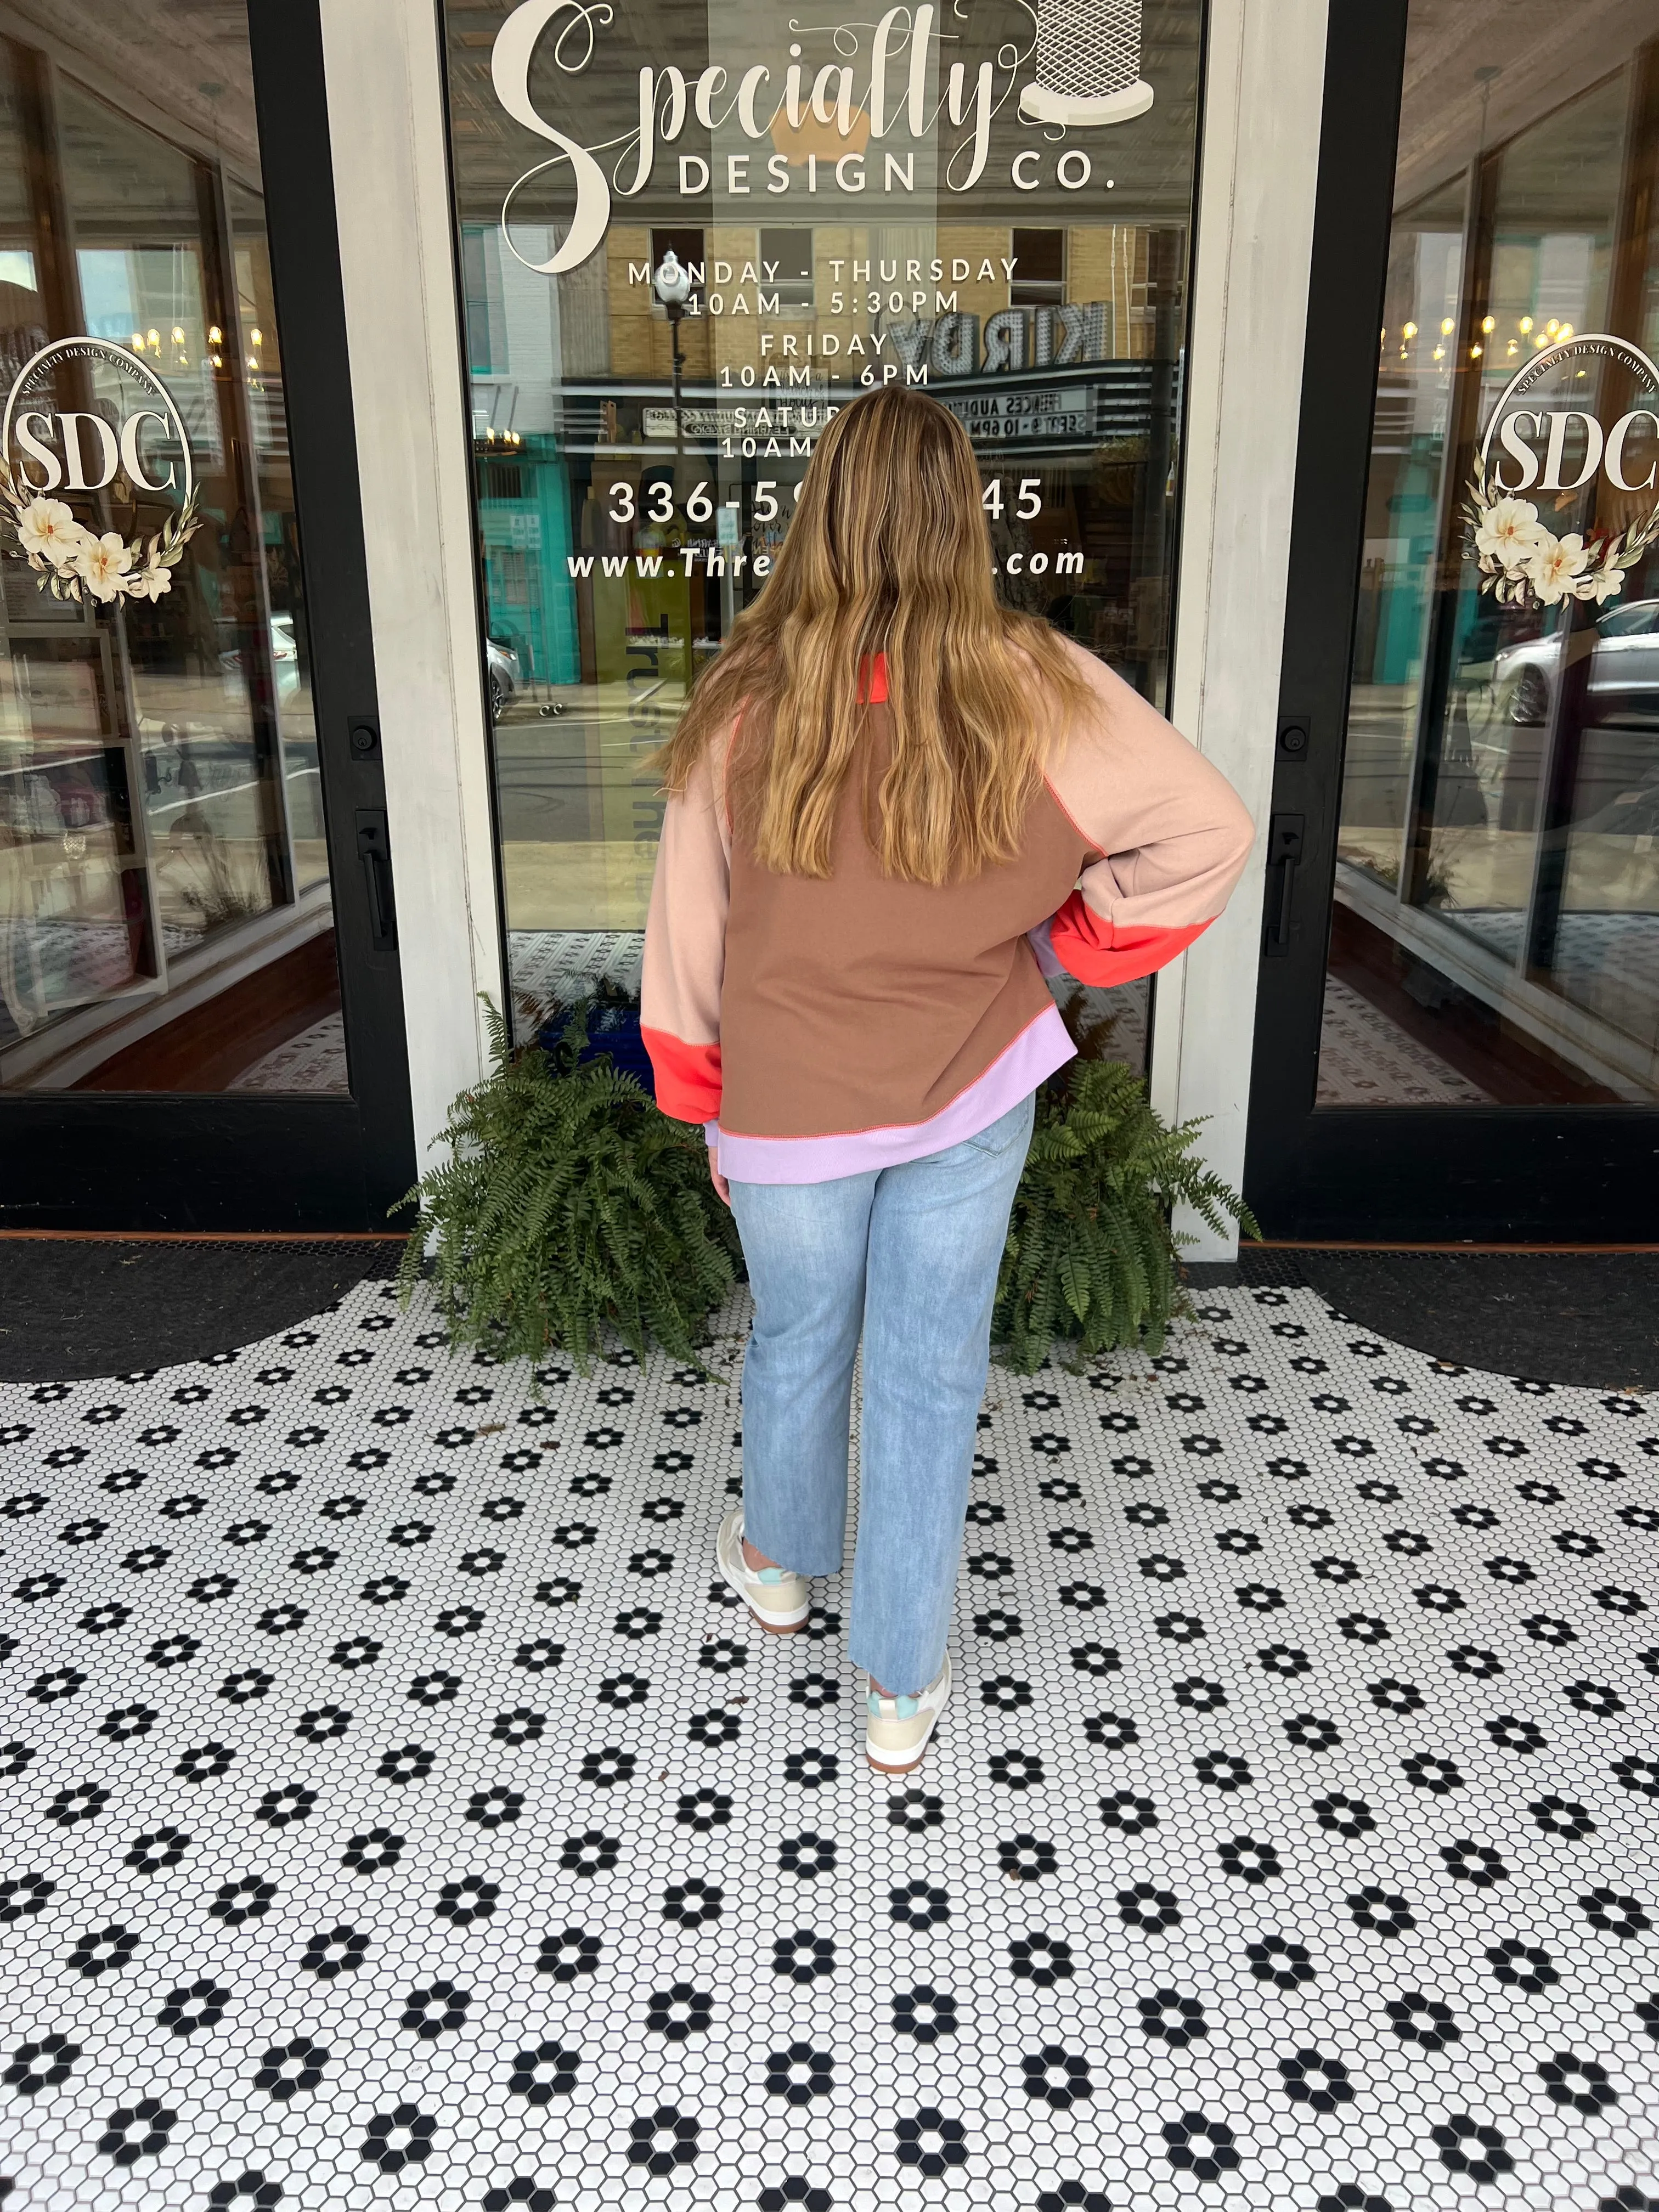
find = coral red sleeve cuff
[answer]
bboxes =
[1047,891,1213,986]
[642,1028,724,1121]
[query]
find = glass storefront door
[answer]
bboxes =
[1325,17,1659,1110]
[1249,0,1659,1239]
[0,13,340,1096]
[0,3,413,1225]
[442,0,1208,1080]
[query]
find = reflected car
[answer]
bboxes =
[1494,596,1659,726]
[487,636,520,719]
[217,611,301,699]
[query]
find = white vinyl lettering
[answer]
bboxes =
[867,7,905,135]
[693,66,731,129]
[623,67,686,194]
[1539,409,1604,493]
[736,65,771,137]
[119,410,177,492]
[1605,409,1659,492]
[811,65,855,134]
[58,411,119,492]
[493,1,614,273]
[945,61,994,191]
[14,409,60,489]
[1493,408,1542,492]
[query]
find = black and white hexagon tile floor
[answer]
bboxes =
[0,1276,1656,2211]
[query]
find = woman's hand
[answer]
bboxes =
[708,1150,731,1207]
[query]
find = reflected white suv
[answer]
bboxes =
[1494,597,1659,726]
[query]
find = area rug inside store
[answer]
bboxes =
[0,1278,1655,2209]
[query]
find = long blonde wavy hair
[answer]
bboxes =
[657,385,1090,884]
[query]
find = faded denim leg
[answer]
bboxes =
[848,1093,1035,1696]
[727,1165,878,1579]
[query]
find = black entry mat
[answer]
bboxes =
[0,1239,405,1381]
[5,1238,1656,1391]
[1189,1248,1659,1391]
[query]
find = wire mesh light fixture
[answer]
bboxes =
[1020,0,1155,126]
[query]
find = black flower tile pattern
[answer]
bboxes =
[0,1282,1656,2207]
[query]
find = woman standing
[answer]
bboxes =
[643,387,1252,1774]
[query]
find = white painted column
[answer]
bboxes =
[319,0,503,1172]
[1150,0,1330,1257]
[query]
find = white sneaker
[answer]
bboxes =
[715,1506,810,1634]
[865,1655,952,1774]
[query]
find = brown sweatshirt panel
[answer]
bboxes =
[718,704,1090,1138]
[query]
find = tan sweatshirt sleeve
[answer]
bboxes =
[1039,639,1255,986]
[641,727,733,1124]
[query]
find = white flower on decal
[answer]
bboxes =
[74,530,134,602]
[125,555,174,602]
[1474,496,1544,573]
[15,495,86,571]
[1465,464,1651,611]
[1582,561,1626,605]
[1526,531,1590,606]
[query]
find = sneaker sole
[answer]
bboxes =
[715,1547,808,1637]
[865,1719,941,1774]
[719,1567,808,1635]
[867,1747,927,1774]
[746,1604,805,1636]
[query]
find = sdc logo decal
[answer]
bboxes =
[1464,330,1659,611]
[0,336,200,605]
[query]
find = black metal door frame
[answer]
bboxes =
[1243,0,1659,1244]
[0,0,415,1232]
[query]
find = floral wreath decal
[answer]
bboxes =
[0,336,201,606]
[0,459,200,605]
[1463,331,1659,610]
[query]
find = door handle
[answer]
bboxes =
[1264,812,1304,957]
[355,809,397,952]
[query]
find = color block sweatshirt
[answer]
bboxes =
[642,636,1254,1183]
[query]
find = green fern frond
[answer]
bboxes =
[994,1057,1258,1373]
[394,996,741,1375]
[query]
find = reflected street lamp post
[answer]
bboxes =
[653,249,691,460]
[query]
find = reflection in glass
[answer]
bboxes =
[444,0,1207,1078]
[0,15,344,1094]
[1321,7,1659,1108]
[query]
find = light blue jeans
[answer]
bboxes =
[727,1093,1035,1697]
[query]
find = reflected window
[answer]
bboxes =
[443,0,1206,1081]
[1321,19,1659,1109]
[0,14,343,1095]
[758,227,814,315]
[1010,228,1066,308]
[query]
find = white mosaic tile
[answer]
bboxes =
[0,1278,1654,2209]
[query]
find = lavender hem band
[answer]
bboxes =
[706,1001,1075,1186]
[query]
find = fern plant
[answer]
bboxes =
[994,1056,1258,1371]
[394,998,740,1372]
